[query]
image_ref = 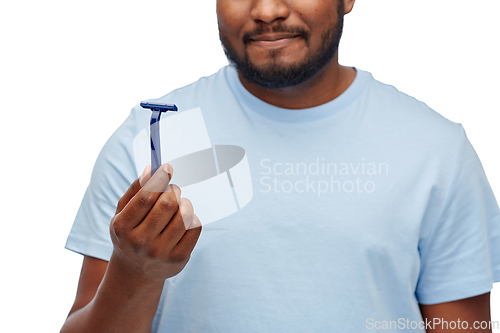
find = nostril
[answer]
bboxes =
[250,1,290,24]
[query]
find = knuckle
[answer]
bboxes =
[158,195,178,212]
[192,214,202,230]
[171,184,181,196]
[137,191,155,207]
[179,198,194,225]
[147,246,163,260]
[169,250,189,264]
[166,184,181,203]
[130,234,149,250]
[116,197,125,209]
[180,197,193,210]
[111,218,126,238]
[130,180,141,192]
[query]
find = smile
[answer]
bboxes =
[249,34,301,49]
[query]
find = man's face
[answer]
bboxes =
[217,0,345,89]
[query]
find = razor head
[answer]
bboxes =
[140,101,178,112]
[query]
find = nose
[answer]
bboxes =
[250,0,290,24]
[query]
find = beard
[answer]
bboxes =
[218,1,345,89]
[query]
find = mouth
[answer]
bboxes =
[249,34,302,49]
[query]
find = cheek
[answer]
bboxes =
[292,0,337,26]
[216,1,250,37]
[299,9,337,46]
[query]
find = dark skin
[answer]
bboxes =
[61,165,203,333]
[419,293,492,332]
[217,0,358,109]
[61,0,492,331]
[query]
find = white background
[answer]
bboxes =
[1,0,499,331]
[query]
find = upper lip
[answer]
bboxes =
[250,33,300,42]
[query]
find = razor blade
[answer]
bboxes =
[140,101,179,177]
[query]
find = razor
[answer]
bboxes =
[140,102,178,177]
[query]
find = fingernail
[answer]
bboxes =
[163,164,173,177]
[143,166,171,193]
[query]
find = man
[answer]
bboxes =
[61,0,500,332]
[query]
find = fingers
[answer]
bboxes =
[112,164,173,234]
[139,165,153,187]
[151,198,201,255]
[177,197,195,231]
[141,164,173,193]
[173,215,202,259]
[156,197,195,249]
[134,184,182,236]
[115,165,153,214]
[112,162,202,271]
[123,194,201,264]
[190,214,202,230]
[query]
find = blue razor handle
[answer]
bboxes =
[140,102,178,177]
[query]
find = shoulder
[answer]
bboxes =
[360,69,463,151]
[365,70,459,129]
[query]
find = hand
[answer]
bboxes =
[109,164,202,285]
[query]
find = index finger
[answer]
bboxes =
[115,165,151,214]
[115,164,174,231]
[115,163,173,214]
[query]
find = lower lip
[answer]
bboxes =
[251,37,299,49]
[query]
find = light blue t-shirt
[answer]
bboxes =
[65,65,500,332]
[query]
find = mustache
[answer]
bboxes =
[242,24,310,44]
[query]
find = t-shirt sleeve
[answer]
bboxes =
[64,109,142,261]
[416,124,500,305]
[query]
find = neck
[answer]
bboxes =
[237,54,356,109]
